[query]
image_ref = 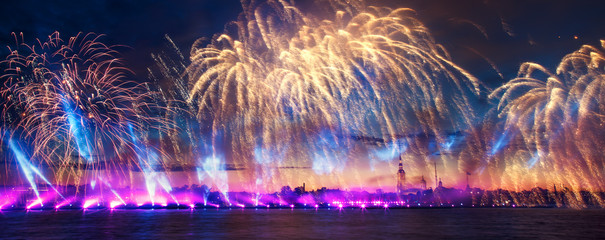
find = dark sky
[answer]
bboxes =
[0,0,604,89]
[0,0,241,82]
[395,0,605,88]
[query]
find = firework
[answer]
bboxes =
[187,0,484,191]
[0,32,169,189]
[490,40,605,197]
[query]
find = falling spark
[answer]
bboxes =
[490,40,605,196]
[188,0,483,190]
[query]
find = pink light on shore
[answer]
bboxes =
[83,199,98,209]
[0,200,11,210]
[27,198,44,209]
[110,201,123,209]
[55,199,72,209]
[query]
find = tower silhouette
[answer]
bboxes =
[434,161,438,189]
[397,156,406,194]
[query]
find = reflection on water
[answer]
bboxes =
[1,209,605,239]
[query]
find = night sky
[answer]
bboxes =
[1,0,603,89]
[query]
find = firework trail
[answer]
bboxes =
[148,35,214,196]
[491,40,605,203]
[0,32,169,190]
[187,0,484,191]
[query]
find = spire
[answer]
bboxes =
[397,155,406,194]
[398,155,405,173]
[434,161,438,189]
[466,172,471,190]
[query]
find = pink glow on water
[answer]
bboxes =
[82,199,98,209]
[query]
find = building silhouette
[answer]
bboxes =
[434,161,438,189]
